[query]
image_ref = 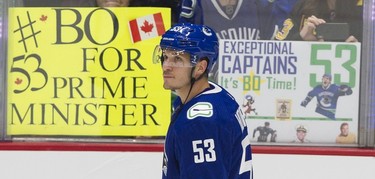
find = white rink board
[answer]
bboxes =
[0,151,374,179]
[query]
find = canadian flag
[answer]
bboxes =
[128,13,165,43]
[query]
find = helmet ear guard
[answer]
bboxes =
[152,45,163,65]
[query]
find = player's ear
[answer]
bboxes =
[194,59,208,76]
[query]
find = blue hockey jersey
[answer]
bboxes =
[178,0,260,40]
[301,84,353,119]
[162,82,253,179]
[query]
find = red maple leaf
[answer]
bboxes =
[40,15,48,22]
[140,20,154,34]
[15,78,22,85]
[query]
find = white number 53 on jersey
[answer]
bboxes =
[192,139,216,163]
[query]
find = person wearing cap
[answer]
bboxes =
[155,23,253,179]
[292,125,311,143]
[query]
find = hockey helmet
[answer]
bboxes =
[153,23,219,71]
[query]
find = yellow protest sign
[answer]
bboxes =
[7,7,171,136]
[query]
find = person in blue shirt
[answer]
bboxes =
[178,0,260,40]
[154,23,253,178]
[257,0,300,40]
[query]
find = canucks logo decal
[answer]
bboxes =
[187,102,213,119]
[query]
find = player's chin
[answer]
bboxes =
[163,83,174,90]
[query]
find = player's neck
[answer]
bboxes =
[322,84,331,90]
[176,79,210,104]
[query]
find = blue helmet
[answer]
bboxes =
[159,23,219,72]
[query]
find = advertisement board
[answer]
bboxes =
[219,40,360,144]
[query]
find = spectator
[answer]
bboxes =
[179,0,260,40]
[275,0,363,42]
[61,0,96,7]
[257,0,300,40]
[95,0,180,24]
[130,0,181,24]
[23,0,60,6]
[96,0,130,7]
[23,0,96,7]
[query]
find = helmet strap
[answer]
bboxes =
[182,62,206,104]
[181,67,196,105]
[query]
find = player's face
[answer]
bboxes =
[96,0,130,7]
[161,49,193,91]
[322,76,331,88]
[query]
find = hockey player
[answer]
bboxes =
[300,73,353,119]
[154,23,253,178]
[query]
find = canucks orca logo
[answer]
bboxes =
[187,102,213,119]
[320,95,332,107]
[202,26,213,36]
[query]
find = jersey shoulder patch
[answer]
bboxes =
[187,102,213,120]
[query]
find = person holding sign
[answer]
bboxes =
[96,0,131,7]
[154,23,253,178]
